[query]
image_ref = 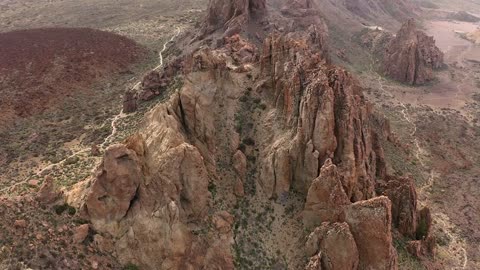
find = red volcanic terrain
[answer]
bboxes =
[0,27,146,125]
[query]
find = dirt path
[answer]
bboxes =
[0,29,182,195]
[372,64,469,270]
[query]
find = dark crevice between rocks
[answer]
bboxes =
[124,186,140,219]
[177,93,189,134]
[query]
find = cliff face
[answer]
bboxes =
[202,0,266,36]
[80,2,432,270]
[258,26,382,203]
[384,19,444,85]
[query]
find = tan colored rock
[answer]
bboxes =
[82,91,223,269]
[28,180,39,187]
[384,19,444,85]
[234,178,245,197]
[232,150,247,180]
[85,144,143,226]
[37,176,60,205]
[259,30,384,202]
[122,88,137,113]
[305,222,359,270]
[345,196,398,270]
[305,252,322,270]
[203,0,266,36]
[93,234,114,253]
[303,159,350,229]
[73,224,90,244]
[212,211,235,234]
[376,176,417,238]
[14,219,27,229]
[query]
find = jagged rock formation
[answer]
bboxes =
[305,222,359,270]
[384,19,444,85]
[376,176,417,238]
[77,3,432,270]
[346,197,398,269]
[259,27,381,202]
[202,0,266,36]
[122,89,137,113]
[83,92,229,268]
[303,159,350,228]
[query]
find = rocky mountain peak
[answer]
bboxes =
[384,18,444,85]
[202,0,266,36]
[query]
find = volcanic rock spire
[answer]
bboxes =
[384,19,444,85]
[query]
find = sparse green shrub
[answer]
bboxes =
[53,203,76,216]
[416,218,428,240]
[238,143,246,152]
[208,182,217,199]
[242,138,255,146]
[123,263,140,270]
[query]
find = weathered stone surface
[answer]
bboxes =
[122,88,137,113]
[37,176,61,205]
[345,196,398,270]
[305,252,323,270]
[212,211,235,234]
[384,19,444,85]
[82,84,232,269]
[85,144,143,228]
[259,29,385,202]
[303,159,350,229]
[93,234,114,253]
[203,0,266,36]
[14,219,27,229]
[305,222,359,270]
[139,69,174,101]
[376,176,417,238]
[73,224,90,244]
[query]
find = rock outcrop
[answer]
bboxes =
[202,0,266,36]
[384,19,444,85]
[376,176,417,238]
[82,87,231,268]
[122,88,137,113]
[85,144,143,229]
[77,6,428,270]
[303,159,350,228]
[259,28,384,202]
[305,222,359,270]
[345,196,398,270]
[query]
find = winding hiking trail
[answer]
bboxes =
[373,70,469,269]
[0,28,182,195]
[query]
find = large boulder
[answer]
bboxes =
[122,88,137,113]
[384,19,444,85]
[202,0,266,36]
[345,196,398,270]
[305,222,359,270]
[85,144,143,229]
[376,176,417,238]
[303,159,351,229]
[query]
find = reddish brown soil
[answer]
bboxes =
[0,27,146,125]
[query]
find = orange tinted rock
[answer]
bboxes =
[376,176,418,238]
[384,19,444,85]
[345,196,398,270]
[305,222,359,270]
[303,159,350,229]
[73,224,90,244]
[85,144,143,225]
